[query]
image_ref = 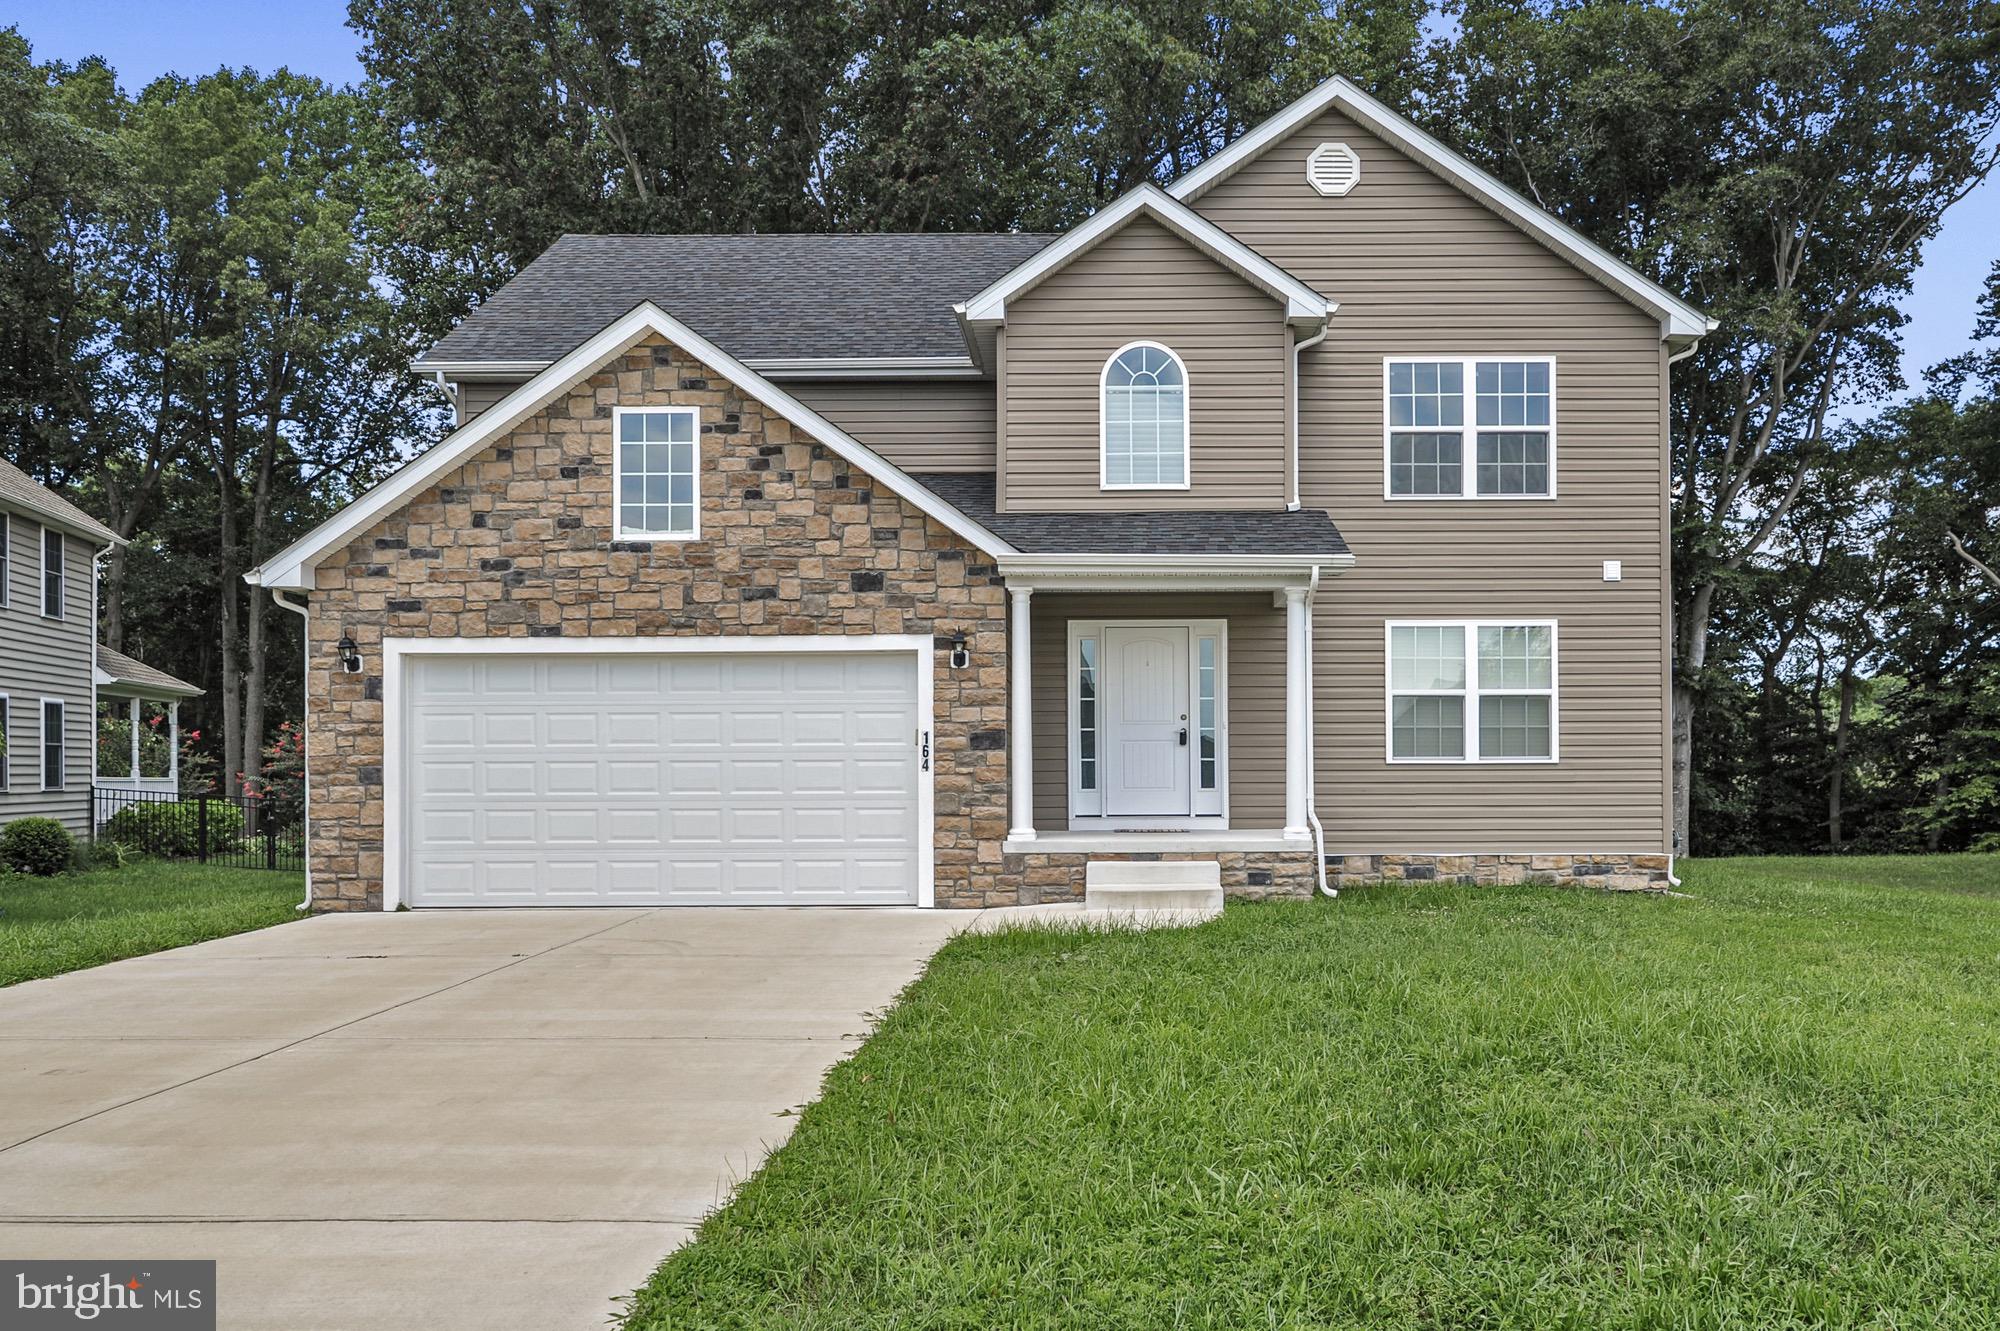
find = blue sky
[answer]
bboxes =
[12,0,1996,412]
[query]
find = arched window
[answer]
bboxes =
[1101,342,1188,489]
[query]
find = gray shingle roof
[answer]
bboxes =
[97,644,203,698]
[0,457,120,544]
[420,233,1058,368]
[913,473,1350,557]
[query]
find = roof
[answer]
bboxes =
[96,644,202,698]
[251,302,1017,589]
[957,185,1331,328]
[912,474,1350,557]
[1167,76,1711,342]
[416,233,1057,373]
[0,457,121,545]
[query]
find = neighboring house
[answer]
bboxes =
[94,645,203,796]
[0,459,201,838]
[249,77,1710,912]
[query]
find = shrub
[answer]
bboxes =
[1,817,76,876]
[102,798,245,858]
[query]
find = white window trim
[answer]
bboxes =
[38,523,64,619]
[40,696,65,791]
[1383,619,1560,764]
[1066,618,1228,826]
[0,510,10,607]
[1100,340,1193,492]
[0,692,10,791]
[610,405,702,541]
[1381,356,1558,501]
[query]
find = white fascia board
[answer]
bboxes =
[1168,77,1710,341]
[249,302,1015,590]
[746,356,983,379]
[409,359,553,377]
[998,551,1355,591]
[959,184,1330,326]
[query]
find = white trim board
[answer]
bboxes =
[380,634,938,911]
[957,184,1332,327]
[1167,76,1712,343]
[249,302,1016,590]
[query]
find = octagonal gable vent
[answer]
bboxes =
[1306,142,1361,197]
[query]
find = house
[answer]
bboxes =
[247,77,1709,911]
[0,459,198,837]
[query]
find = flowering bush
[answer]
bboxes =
[242,722,305,831]
[177,728,219,797]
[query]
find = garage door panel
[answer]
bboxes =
[405,651,921,907]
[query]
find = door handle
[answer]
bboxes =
[1178,727,1189,746]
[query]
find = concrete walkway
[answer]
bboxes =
[0,907,971,1330]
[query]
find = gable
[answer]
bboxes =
[251,304,1012,589]
[1009,213,1286,319]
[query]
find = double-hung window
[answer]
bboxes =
[0,511,10,606]
[613,407,699,540]
[1386,358,1555,498]
[41,698,65,791]
[0,694,10,791]
[41,526,63,618]
[1386,620,1557,762]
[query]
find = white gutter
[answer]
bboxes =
[1287,322,1330,511]
[269,589,313,912]
[1303,564,1333,897]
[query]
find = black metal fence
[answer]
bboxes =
[92,786,304,872]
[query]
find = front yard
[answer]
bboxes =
[626,856,2000,1328]
[0,860,303,986]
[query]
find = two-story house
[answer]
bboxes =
[248,77,1709,911]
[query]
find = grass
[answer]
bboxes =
[0,859,303,986]
[624,856,2000,1329]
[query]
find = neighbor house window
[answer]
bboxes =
[0,512,10,607]
[41,526,63,618]
[41,698,65,790]
[613,406,699,539]
[1386,621,1557,762]
[1386,358,1554,498]
[0,694,10,791]
[1102,342,1189,488]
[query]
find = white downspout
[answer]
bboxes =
[270,589,313,911]
[1287,323,1329,512]
[1303,565,1334,897]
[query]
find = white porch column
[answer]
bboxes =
[128,697,140,781]
[1008,584,1035,841]
[1283,585,1311,840]
[168,702,180,788]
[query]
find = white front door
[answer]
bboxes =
[1102,625,1192,816]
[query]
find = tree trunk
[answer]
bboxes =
[1671,580,1717,855]
[1828,660,1857,850]
[240,349,287,831]
[214,369,244,799]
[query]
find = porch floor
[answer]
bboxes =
[1001,829,1308,855]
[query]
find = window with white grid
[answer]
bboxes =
[613,407,699,539]
[1385,358,1555,498]
[1102,343,1188,488]
[1387,620,1558,762]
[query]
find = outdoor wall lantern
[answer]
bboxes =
[336,635,364,674]
[949,633,971,671]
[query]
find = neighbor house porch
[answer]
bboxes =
[93,644,202,804]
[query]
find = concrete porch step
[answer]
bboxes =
[1084,860,1225,914]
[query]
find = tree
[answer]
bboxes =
[1425,0,2000,851]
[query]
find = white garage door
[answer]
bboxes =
[402,650,921,906]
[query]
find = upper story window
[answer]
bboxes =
[1386,620,1558,763]
[1101,342,1189,490]
[613,407,699,540]
[40,526,63,619]
[1385,358,1555,499]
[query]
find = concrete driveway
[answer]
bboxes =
[0,907,970,1329]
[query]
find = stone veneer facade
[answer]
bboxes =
[302,333,1018,911]
[1326,852,1672,891]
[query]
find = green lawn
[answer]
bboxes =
[0,860,303,986]
[625,856,2000,1329]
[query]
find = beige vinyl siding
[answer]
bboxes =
[451,378,528,425]
[1029,593,1285,828]
[784,379,996,472]
[1001,215,1290,512]
[0,511,98,834]
[1191,108,1671,854]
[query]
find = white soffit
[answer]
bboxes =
[248,302,1015,589]
[1169,76,1710,341]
